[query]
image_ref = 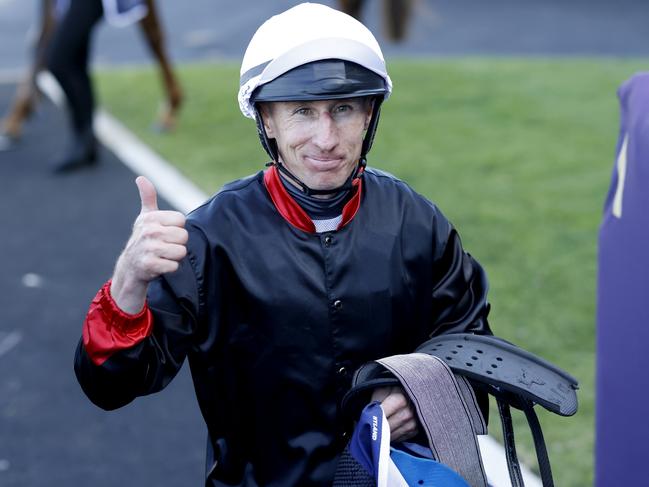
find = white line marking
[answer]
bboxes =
[37,65,543,487]
[94,111,208,214]
[0,331,22,359]
[36,70,65,107]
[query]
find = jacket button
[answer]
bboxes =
[333,299,342,310]
[323,235,333,247]
[337,366,347,376]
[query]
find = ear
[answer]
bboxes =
[258,103,276,138]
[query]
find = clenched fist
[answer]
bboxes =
[371,386,419,443]
[110,176,189,314]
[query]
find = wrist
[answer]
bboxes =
[109,272,149,315]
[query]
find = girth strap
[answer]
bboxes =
[498,398,556,487]
[497,399,524,487]
[377,353,489,487]
[523,402,554,487]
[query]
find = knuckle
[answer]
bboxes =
[394,394,408,409]
[143,226,162,241]
[137,211,154,224]
[139,239,157,255]
[179,228,189,244]
[140,254,156,270]
[138,224,152,238]
[178,244,188,260]
[399,409,412,423]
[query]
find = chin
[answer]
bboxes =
[313,175,347,191]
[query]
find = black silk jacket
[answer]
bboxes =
[75,167,492,487]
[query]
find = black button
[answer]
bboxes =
[323,235,333,247]
[337,366,347,376]
[333,299,342,310]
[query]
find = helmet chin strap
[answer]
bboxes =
[255,98,381,196]
[267,158,366,197]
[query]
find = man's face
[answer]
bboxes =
[261,98,373,193]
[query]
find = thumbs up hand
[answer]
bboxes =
[110,176,189,314]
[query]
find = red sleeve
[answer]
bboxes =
[82,280,153,366]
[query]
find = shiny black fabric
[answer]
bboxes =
[75,168,492,487]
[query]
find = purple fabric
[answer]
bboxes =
[596,72,649,486]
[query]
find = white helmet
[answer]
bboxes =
[238,2,392,119]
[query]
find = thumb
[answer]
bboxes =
[135,176,158,213]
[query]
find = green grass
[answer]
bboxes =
[96,58,649,486]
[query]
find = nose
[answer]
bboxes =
[311,112,339,152]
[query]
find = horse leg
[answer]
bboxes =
[2,0,56,138]
[138,0,183,132]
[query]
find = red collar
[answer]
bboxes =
[263,165,363,233]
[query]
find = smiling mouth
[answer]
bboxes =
[305,156,343,167]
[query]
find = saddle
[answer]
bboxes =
[338,333,579,486]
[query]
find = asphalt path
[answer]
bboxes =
[0,84,204,486]
[1,1,648,486]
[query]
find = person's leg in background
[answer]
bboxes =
[47,0,103,173]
